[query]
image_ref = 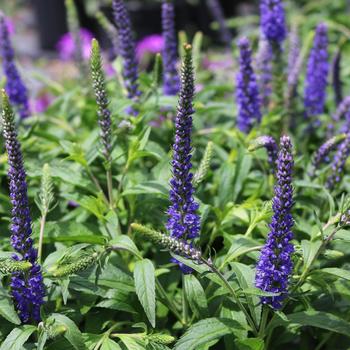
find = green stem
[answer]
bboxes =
[182,275,189,326]
[258,306,269,338]
[155,279,184,325]
[85,166,109,204]
[107,168,114,209]
[115,165,129,207]
[203,260,258,336]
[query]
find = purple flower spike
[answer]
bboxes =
[1,91,45,323]
[310,134,345,177]
[236,37,261,133]
[112,0,141,109]
[255,135,294,309]
[256,37,272,110]
[252,136,278,170]
[326,133,350,190]
[162,0,180,96]
[332,96,350,133]
[260,0,286,45]
[0,15,30,119]
[166,44,200,274]
[206,0,232,47]
[287,26,300,89]
[304,23,329,120]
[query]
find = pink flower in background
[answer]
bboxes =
[5,18,14,35]
[33,93,53,113]
[136,34,164,60]
[56,28,93,61]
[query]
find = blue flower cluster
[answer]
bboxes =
[236,37,262,133]
[1,92,45,323]
[0,16,30,119]
[112,0,140,114]
[162,0,180,96]
[304,23,329,119]
[166,44,200,274]
[255,135,294,309]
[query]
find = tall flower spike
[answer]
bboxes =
[90,39,112,161]
[304,23,329,120]
[206,0,232,47]
[1,91,45,323]
[332,96,350,133]
[0,15,30,119]
[287,25,300,90]
[255,135,294,309]
[310,134,346,177]
[112,0,140,114]
[256,37,272,110]
[236,37,262,133]
[326,133,350,190]
[166,44,200,274]
[65,0,88,77]
[260,0,286,45]
[162,0,180,96]
[332,50,343,107]
[248,135,278,171]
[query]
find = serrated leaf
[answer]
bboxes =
[174,318,242,350]
[134,259,156,327]
[270,310,350,336]
[109,235,142,259]
[118,334,146,350]
[0,325,36,350]
[230,262,261,326]
[184,274,208,318]
[52,313,86,350]
[101,338,122,350]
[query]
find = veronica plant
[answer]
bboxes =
[1,91,45,323]
[166,44,200,273]
[112,0,141,115]
[162,0,180,96]
[90,38,114,207]
[236,37,262,133]
[255,135,294,309]
[304,23,329,123]
[0,15,30,119]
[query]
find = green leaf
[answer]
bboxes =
[271,310,350,337]
[134,259,156,327]
[174,318,242,350]
[51,313,86,350]
[223,236,260,266]
[101,338,122,350]
[301,239,322,271]
[230,262,261,326]
[109,236,142,259]
[117,334,146,350]
[122,182,168,198]
[232,150,252,202]
[0,291,21,324]
[184,275,208,318]
[0,325,36,350]
[235,338,264,350]
[316,267,350,280]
